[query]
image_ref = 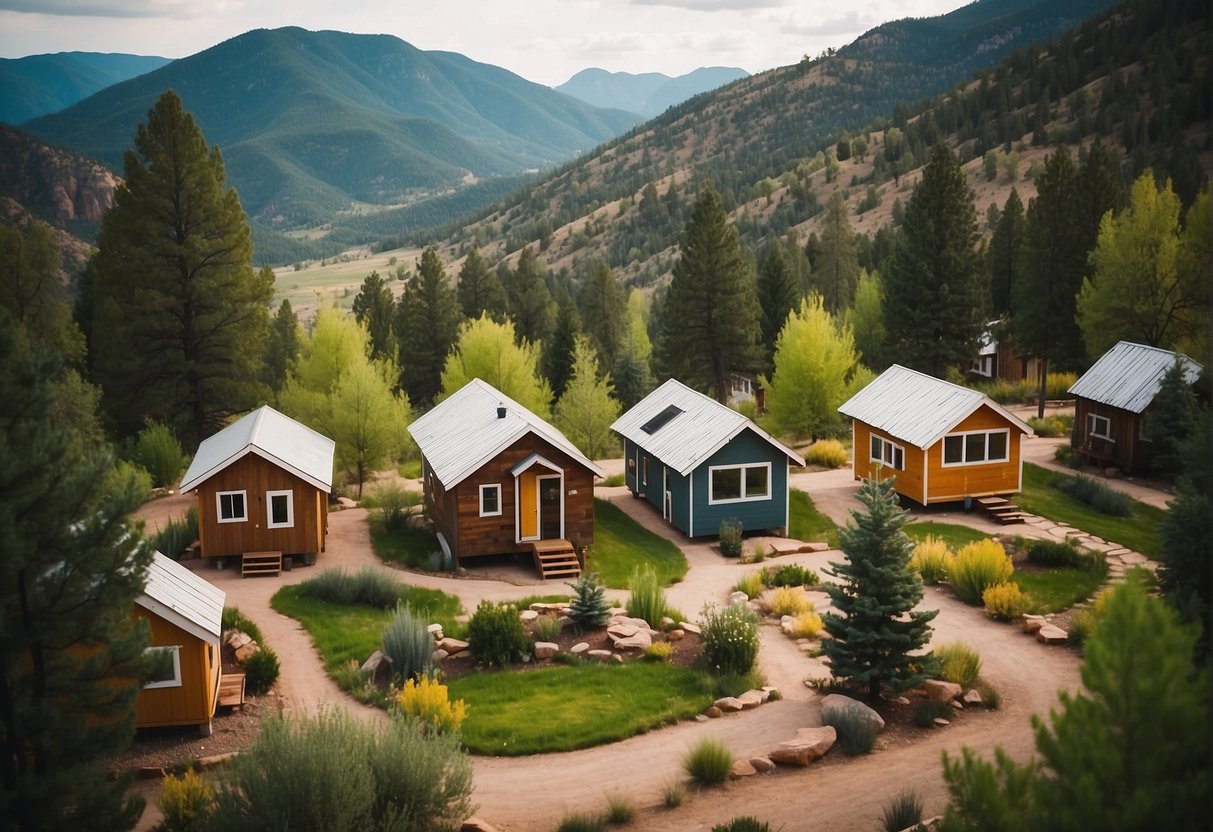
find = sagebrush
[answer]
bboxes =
[949,539,1014,604]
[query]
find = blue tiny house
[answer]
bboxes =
[611,379,805,538]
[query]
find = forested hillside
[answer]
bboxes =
[556,67,750,117]
[0,52,170,124]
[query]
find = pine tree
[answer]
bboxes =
[987,189,1025,317]
[756,242,799,371]
[505,247,553,346]
[566,572,611,634]
[352,271,396,363]
[89,90,272,448]
[885,143,986,377]
[554,337,621,459]
[396,247,462,408]
[821,477,937,699]
[611,344,654,411]
[656,186,761,402]
[815,191,860,313]
[263,299,301,402]
[1142,358,1200,475]
[542,293,580,401]
[1075,138,1127,258]
[0,221,85,364]
[456,248,507,321]
[578,260,627,369]
[1158,407,1211,640]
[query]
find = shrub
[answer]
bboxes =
[532,614,561,643]
[222,607,264,643]
[365,481,420,529]
[683,737,733,786]
[1068,588,1115,646]
[910,535,952,585]
[557,812,606,832]
[243,647,280,696]
[626,565,668,626]
[732,571,766,599]
[1050,473,1132,516]
[1054,444,1083,469]
[949,539,1014,604]
[787,610,823,639]
[382,602,434,683]
[804,439,848,468]
[644,642,673,662]
[1027,413,1074,438]
[768,563,819,587]
[982,583,1033,621]
[934,641,982,687]
[700,602,760,676]
[822,704,878,755]
[604,793,636,825]
[396,675,466,734]
[765,586,811,617]
[881,790,924,832]
[602,473,626,487]
[712,820,771,832]
[301,567,401,608]
[148,507,199,560]
[158,768,213,831]
[467,600,526,667]
[1027,539,1091,569]
[135,419,188,488]
[566,573,611,633]
[912,699,954,728]
[719,518,744,557]
[662,781,684,808]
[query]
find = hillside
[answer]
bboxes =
[0,52,171,125]
[556,67,749,117]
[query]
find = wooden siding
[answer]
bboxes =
[133,610,219,729]
[689,429,790,537]
[1073,397,1147,471]
[851,420,928,505]
[194,454,326,558]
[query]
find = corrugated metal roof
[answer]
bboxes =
[408,379,604,489]
[838,365,1033,449]
[180,406,336,493]
[137,552,226,645]
[1068,341,1203,414]
[611,378,805,476]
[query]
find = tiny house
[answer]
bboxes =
[180,406,335,572]
[611,379,805,538]
[134,552,226,735]
[838,365,1033,505]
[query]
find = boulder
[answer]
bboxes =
[770,726,836,766]
[667,629,685,641]
[452,650,472,659]
[704,706,723,719]
[923,680,962,703]
[438,637,470,654]
[728,591,749,606]
[607,623,640,640]
[730,760,757,778]
[427,623,444,640]
[360,650,392,686]
[608,607,629,618]
[227,631,253,650]
[714,696,745,712]
[570,642,590,655]
[821,694,885,732]
[612,631,652,651]
[679,621,701,635]
[609,615,651,630]
[432,649,450,663]
[461,818,501,832]
[737,690,766,709]
[660,616,676,629]
[1022,614,1047,634]
[694,714,709,723]
[1037,624,1068,645]
[234,641,260,663]
[519,610,539,623]
[749,756,776,773]
[533,642,559,660]
[336,496,357,508]
[963,689,983,706]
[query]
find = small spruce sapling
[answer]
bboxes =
[567,572,611,633]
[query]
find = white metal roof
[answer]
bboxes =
[838,365,1033,449]
[611,378,805,476]
[408,378,604,489]
[136,552,226,645]
[1068,341,1203,414]
[179,406,336,493]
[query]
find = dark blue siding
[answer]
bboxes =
[689,429,789,537]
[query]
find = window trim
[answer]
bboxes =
[216,490,247,524]
[869,434,905,471]
[941,428,1011,467]
[970,355,993,377]
[266,489,294,529]
[1088,413,1112,441]
[642,456,649,486]
[479,483,502,517]
[707,462,773,505]
[143,645,182,689]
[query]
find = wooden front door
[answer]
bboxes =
[538,475,562,540]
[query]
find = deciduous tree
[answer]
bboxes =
[554,337,621,459]
[847,269,888,371]
[439,314,551,418]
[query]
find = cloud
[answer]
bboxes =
[0,0,207,18]
[630,0,785,12]
[780,10,875,38]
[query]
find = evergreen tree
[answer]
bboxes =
[987,189,1025,317]
[611,343,655,411]
[542,292,580,401]
[504,247,553,346]
[439,314,552,418]
[821,477,937,699]
[578,260,627,368]
[554,337,622,459]
[456,248,507,321]
[396,247,462,408]
[351,271,396,363]
[1142,358,1200,475]
[815,191,861,313]
[656,186,761,402]
[756,242,799,371]
[1075,138,1127,259]
[885,143,986,377]
[263,299,301,402]
[1158,407,1211,641]
[0,221,85,364]
[89,90,272,448]
[0,315,153,831]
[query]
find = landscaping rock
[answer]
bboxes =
[933,717,951,728]
[1037,624,1068,645]
[695,714,709,722]
[337,496,357,508]
[770,726,836,766]
[452,650,472,659]
[607,623,640,639]
[461,818,501,832]
[750,756,776,773]
[570,642,589,654]
[612,654,625,664]
[667,629,685,641]
[923,680,962,703]
[951,700,964,710]
[533,642,559,660]
[714,696,745,712]
[730,760,758,778]
[1022,614,1047,634]
[608,607,628,617]
[729,591,749,606]
[360,650,392,686]
[227,631,253,650]
[427,623,444,640]
[613,632,652,650]
[438,637,470,654]
[519,610,539,623]
[705,706,723,718]
[737,690,767,709]
[234,641,260,663]
[432,649,449,663]
[660,616,676,628]
[803,541,830,552]
[821,694,885,731]
[679,621,701,635]
[588,649,613,661]
[963,689,983,706]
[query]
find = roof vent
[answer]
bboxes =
[497,405,507,419]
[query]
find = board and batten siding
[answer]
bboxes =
[133,610,220,729]
[689,428,790,537]
[1073,398,1147,471]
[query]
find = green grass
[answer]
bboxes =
[1012,567,1108,614]
[904,521,991,549]
[586,499,687,588]
[788,489,839,547]
[1017,464,1164,557]
[397,458,423,479]
[448,663,714,755]
[369,517,443,569]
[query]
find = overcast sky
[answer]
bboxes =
[0,0,965,87]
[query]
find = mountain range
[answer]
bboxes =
[0,51,171,125]
[555,67,749,118]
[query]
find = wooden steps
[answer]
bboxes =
[218,672,246,708]
[530,539,582,580]
[975,496,1026,525]
[241,550,283,578]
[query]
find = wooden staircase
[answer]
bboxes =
[530,539,582,580]
[976,496,1026,525]
[241,550,283,577]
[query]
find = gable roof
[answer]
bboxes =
[136,552,226,645]
[179,406,336,493]
[838,365,1033,449]
[408,379,604,489]
[1068,341,1203,414]
[611,378,805,476]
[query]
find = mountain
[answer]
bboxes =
[556,66,749,117]
[0,52,171,124]
[23,28,640,233]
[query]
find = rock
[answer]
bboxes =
[609,607,628,617]
[557,616,573,630]
[437,637,470,654]
[452,650,472,659]
[613,631,652,650]
[749,756,776,773]
[770,726,837,766]
[461,818,501,832]
[1037,624,1068,644]
[705,706,723,718]
[612,654,625,664]
[609,615,651,630]
[607,623,640,639]
[714,696,745,712]
[660,616,676,628]
[729,591,749,606]
[667,629,685,641]
[962,689,983,706]
[432,649,449,663]
[951,700,964,710]
[228,631,253,650]
[1022,614,1047,634]
[588,649,613,661]
[821,694,885,732]
[570,642,590,654]
[234,642,260,663]
[360,650,392,686]
[337,496,357,508]
[533,642,559,660]
[737,690,766,709]
[519,610,539,622]
[804,541,830,552]
[933,717,951,728]
[406,513,428,529]
[695,714,709,722]
[730,760,757,778]
[923,680,962,703]
[427,623,444,640]
[679,621,701,635]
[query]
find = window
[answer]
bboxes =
[942,430,1011,466]
[217,490,247,523]
[709,463,772,504]
[640,405,683,434]
[627,457,636,477]
[642,456,649,485]
[143,645,182,689]
[870,435,904,470]
[266,490,294,528]
[479,483,501,517]
[970,355,993,377]
[1088,413,1112,440]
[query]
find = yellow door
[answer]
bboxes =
[518,472,538,539]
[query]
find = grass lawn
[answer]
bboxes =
[369,518,442,569]
[788,489,839,548]
[1017,464,1165,558]
[397,459,422,479]
[587,499,687,588]
[1013,567,1108,614]
[905,521,991,549]
[448,663,715,755]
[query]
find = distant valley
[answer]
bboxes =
[555,67,749,118]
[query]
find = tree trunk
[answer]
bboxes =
[1037,356,1049,420]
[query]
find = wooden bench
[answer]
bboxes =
[241,550,283,577]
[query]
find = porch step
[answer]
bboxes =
[531,540,582,580]
[975,497,1025,525]
[218,672,246,708]
[241,550,282,578]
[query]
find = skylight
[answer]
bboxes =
[640,404,684,434]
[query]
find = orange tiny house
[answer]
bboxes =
[134,553,226,735]
[180,406,335,570]
[839,365,1033,506]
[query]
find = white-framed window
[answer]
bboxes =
[627,457,637,477]
[216,490,247,523]
[642,456,649,486]
[708,463,772,504]
[870,435,905,470]
[143,645,182,689]
[479,483,502,517]
[1088,413,1112,440]
[942,429,1011,466]
[970,356,993,377]
[266,489,294,528]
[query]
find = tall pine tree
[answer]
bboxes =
[987,189,1025,317]
[756,242,799,372]
[263,299,300,403]
[578,259,627,369]
[352,270,396,363]
[396,247,462,408]
[814,191,860,313]
[505,247,553,346]
[456,248,507,321]
[542,292,581,401]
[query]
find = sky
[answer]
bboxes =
[0,0,966,87]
